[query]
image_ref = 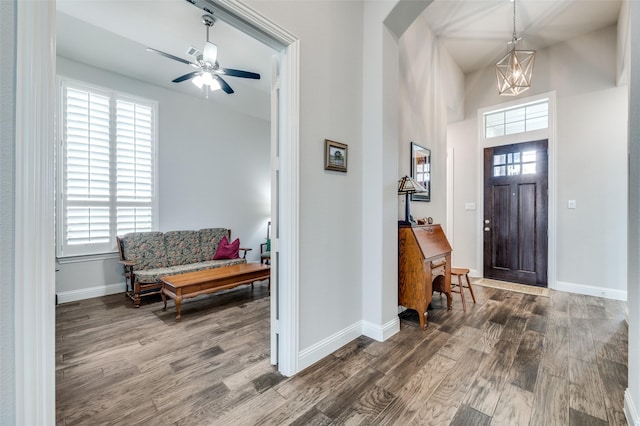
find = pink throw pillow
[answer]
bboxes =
[212,236,240,260]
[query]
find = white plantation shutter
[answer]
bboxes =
[57,80,157,257]
[116,99,154,235]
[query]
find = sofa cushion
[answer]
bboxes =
[212,236,240,260]
[135,258,247,283]
[122,231,168,270]
[199,228,230,260]
[165,230,202,267]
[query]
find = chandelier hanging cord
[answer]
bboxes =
[512,0,517,43]
[509,0,522,47]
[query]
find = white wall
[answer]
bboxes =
[624,1,640,423]
[448,25,628,299]
[247,1,365,352]
[556,87,627,293]
[55,57,271,299]
[360,0,400,342]
[398,7,465,228]
[0,0,16,422]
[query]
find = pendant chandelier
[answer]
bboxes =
[496,0,536,96]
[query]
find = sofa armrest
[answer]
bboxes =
[118,259,137,267]
[239,247,252,259]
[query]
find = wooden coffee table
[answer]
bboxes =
[160,263,271,321]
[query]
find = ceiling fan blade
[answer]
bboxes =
[215,76,234,94]
[219,68,261,79]
[146,47,198,67]
[172,71,202,83]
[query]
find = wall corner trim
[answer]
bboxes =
[625,389,640,426]
[362,318,400,342]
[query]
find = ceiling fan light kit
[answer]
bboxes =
[496,0,536,96]
[146,14,260,97]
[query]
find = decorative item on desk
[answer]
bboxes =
[416,217,434,225]
[398,175,427,225]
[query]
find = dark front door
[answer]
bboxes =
[483,140,548,287]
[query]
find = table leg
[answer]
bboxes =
[161,286,167,311]
[175,295,182,321]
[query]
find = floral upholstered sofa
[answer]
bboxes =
[116,228,247,306]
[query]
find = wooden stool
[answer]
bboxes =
[450,267,476,312]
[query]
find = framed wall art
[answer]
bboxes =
[411,142,431,201]
[325,139,348,172]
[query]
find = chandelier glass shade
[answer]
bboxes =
[496,0,536,96]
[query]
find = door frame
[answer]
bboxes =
[482,140,549,286]
[190,0,301,377]
[13,2,301,422]
[475,91,557,289]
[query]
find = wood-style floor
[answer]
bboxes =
[56,281,628,425]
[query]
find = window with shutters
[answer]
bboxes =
[57,79,157,258]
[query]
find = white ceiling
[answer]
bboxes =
[57,0,622,117]
[56,0,275,121]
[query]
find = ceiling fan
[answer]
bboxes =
[146,14,260,96]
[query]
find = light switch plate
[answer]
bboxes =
[465,202,476,211]
[568,200,576,209]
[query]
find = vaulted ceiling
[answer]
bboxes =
[422,0,622,73]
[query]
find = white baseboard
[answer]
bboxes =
[554,280,627,301]
[625,389,640,426]
[362,317,400,342]
[468,269,481,278]
[298,321,363,371]
[56,282,125,304]
[297,316,401,371]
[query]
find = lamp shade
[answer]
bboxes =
[398,175,427,194]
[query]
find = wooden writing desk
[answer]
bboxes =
[398,224,452,329]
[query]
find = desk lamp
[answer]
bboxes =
[398,175,427,225]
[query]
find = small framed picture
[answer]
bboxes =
[324,139,348,172]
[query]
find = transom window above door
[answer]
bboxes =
[484,99,548,139]
[493,150,537,177]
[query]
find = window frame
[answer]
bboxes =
[56,77,159,259]
[484,99,549,139]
